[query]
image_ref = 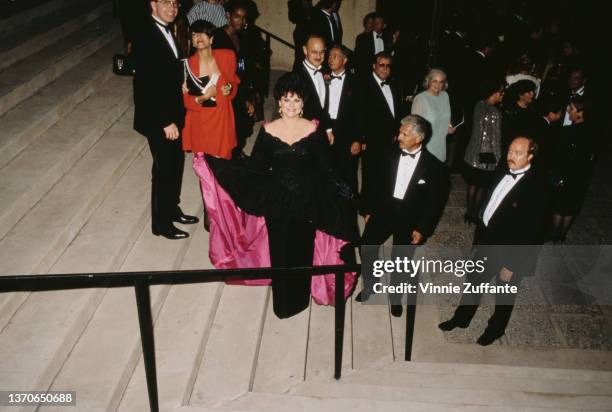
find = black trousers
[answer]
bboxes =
[266,217,315,319]
[453,258,523,337]
[361,208,418,305]
[144,130,185,232]
[329,124,359,192]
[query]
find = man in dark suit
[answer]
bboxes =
[358,115,450,318]
[293,34,332,138]
[326,45,362,191]
[133,0,198,239]
[354,13,390,75]
[439,136,550,345]
[359,51,405,216]
[309,0,342,49]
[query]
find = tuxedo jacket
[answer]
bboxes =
[309,8,342,47]
[476,167,551,274]
[359,73,405,155]
[329,72,363,147]
[370,148,450,238]
[133,17,185,136]
[354,31,391,74]
[293,62,331,130]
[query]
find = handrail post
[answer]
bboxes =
[404,272,419,361]
[134,280,159,412]
[334,270,345,379]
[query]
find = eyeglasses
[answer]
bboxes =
[376,62,392,68]
[158,0,179,8]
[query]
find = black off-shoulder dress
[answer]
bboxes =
[206,125,358,318]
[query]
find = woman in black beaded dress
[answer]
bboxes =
[205,72,357,318]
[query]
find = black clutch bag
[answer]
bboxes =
[113,54,135,76]
[184,60,217,107]
[478,152,497,164]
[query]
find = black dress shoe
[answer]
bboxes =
[173,213,199,225]
[438,318,469,332]
[476,331,503,346]
[355,291,369,302]
[391,304,403,317]
[153,225,189,239]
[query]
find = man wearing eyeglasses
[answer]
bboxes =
[359,51,406,218]
[133,0,199,239]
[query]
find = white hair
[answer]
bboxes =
[423,68,448,91]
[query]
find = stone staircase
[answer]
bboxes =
[0,2,611,411]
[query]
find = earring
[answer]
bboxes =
[278,107,283,117]
[299,110,303,118]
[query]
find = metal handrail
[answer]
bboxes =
[255,25,295,50]
[0,263,359,412]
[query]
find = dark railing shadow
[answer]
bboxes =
[0,263,360,412]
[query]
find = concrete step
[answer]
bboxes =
[304,300,352,380]
[291,380,611,410]
[118,228,224,412]
[341,368,612,396]
[250,293,309,393]
[0,74,132,240]
[351,291,395,369]
[0,13,118,117]
[0,37,122,169]
[0,142,149,404]
[0,0,110,71]
[42,169,203,412]
[0,0,81,38]
[189,285,269,407]
[214,392,545,412]
[383,360,612,383]
[0,110,141,333]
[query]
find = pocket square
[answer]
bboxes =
[418,179,426,184]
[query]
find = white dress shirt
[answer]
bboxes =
[303,61,326,108]
[373,30,384,54]
[327,71,345,120]
[563,85,585,126]
[393,148,422,200]
[483,165,531,226]
[373,72,394,117]
[152,15,178,59]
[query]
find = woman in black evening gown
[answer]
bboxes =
[207,72,357,318]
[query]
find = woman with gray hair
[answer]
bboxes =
[411,68,455,162]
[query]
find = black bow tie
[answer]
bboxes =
[380,80,390,87]
[401,149,420,158]
[156,21,171,34]
[506,171,526,180]
[304,62,321,76]
[330,74,344,81]
[376,33,383,39]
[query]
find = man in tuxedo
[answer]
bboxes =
[293,34,332,138]
[358,115,450,317]
[309,0,342,49]
[133,0,198,239]
[562,68,588,126]
[359,51,405,215]
[354,13,389,75]
[439,136,550,345]
[534,96,564,171]
[326,45,362,191]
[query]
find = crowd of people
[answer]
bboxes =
[126,0,597,344]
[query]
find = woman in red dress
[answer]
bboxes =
[182,20,240,227]
[183,19,240,159]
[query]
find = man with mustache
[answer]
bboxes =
[439,136,550,345]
